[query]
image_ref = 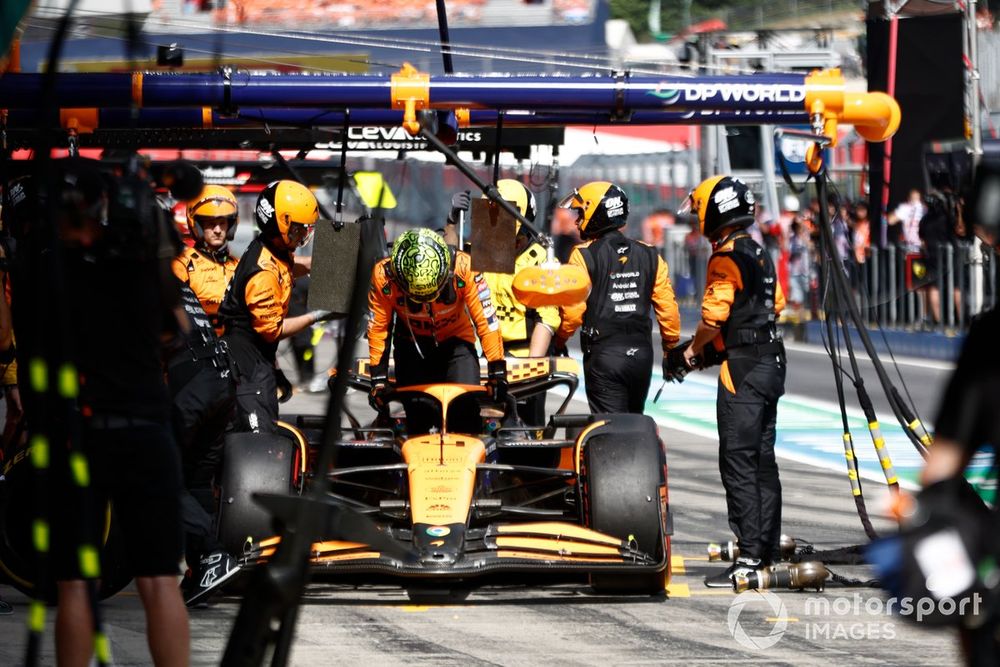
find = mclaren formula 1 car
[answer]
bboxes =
[217,356,673,595]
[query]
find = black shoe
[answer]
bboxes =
[185,551,241,607]
[703,557,761,589]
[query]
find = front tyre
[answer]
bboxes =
[581,415,669,595]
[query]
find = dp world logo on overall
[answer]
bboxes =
[727,590,789,650]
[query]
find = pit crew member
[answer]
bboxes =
[446,180,561,425]
[172,184,240,335]
[218,180,327,433]
[680,175,787,588]
[553,181,681,414]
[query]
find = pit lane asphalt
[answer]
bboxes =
[0,339,960,665]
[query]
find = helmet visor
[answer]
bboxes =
[286,221,315,248]
[677,192,694,218]
[190,196,237,218]
[193,213,237,230]
[556,189,584,226]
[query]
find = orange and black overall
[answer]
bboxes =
[556,230,680,414]
[218,237,294,433]
[702,230,786,565]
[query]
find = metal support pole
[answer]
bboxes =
[872,248,881,326]
[435,0,455,75]
[888,244,897,325]
[968,0,984,158]
[990,250,997,310]
[945,243,954,329]
[759,123,780,227]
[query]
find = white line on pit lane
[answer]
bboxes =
[781,339,955,371]
[557,364,924,489]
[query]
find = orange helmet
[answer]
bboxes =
[186,185,239,243]
[255,180,319,249]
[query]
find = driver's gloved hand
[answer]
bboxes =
[486,359,508,402]
[448,191,472,225]
[369,373,390,412]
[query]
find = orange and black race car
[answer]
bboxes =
[216,357,673,595]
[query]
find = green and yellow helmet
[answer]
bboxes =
[390,228,453,302]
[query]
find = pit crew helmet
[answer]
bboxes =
[390,228,453,302]
[681,175,756,239]
[485,178,536,233]
[186,184,238,244]
[255,180,319,249]
[557,181,628,239]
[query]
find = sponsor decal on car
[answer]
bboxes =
[426,526,451,537]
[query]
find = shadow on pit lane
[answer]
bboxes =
[288,579,670,607]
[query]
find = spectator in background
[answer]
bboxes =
[759,207,784,279]
[748,204,767,247]
[919,189,967,326]
[888,188,927,253]
[551,205,580,263]
[851,201,871,266]
[642,208,675,257]
[829,195,852,267]
[787,220,812,322]
[684,215,711,304]
[776,194,802,300]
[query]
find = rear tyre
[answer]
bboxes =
[0,448,132,602]
[582,415,669,595]
[217,431,298,557]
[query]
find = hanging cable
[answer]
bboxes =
[838,304,902,496]
[824,177,932,448]
[55,9,794,78]
[819,216,880,539]
[20,19,388,74]
[816,172,928,457]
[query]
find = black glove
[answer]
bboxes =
[663,341,693,383]
[275,368,294,403]
[448,191,472,224]
[369,373,390,413]
[486,359,508,402]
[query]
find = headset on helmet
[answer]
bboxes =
[389,228,453,302]
[681,175,756,239]
[557,181,629,239]
[255,180,319,249]
[486,179,536,232]
[187,184,239,244]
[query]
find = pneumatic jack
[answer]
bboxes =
[734,561,829,593]
[707,535,799,562]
